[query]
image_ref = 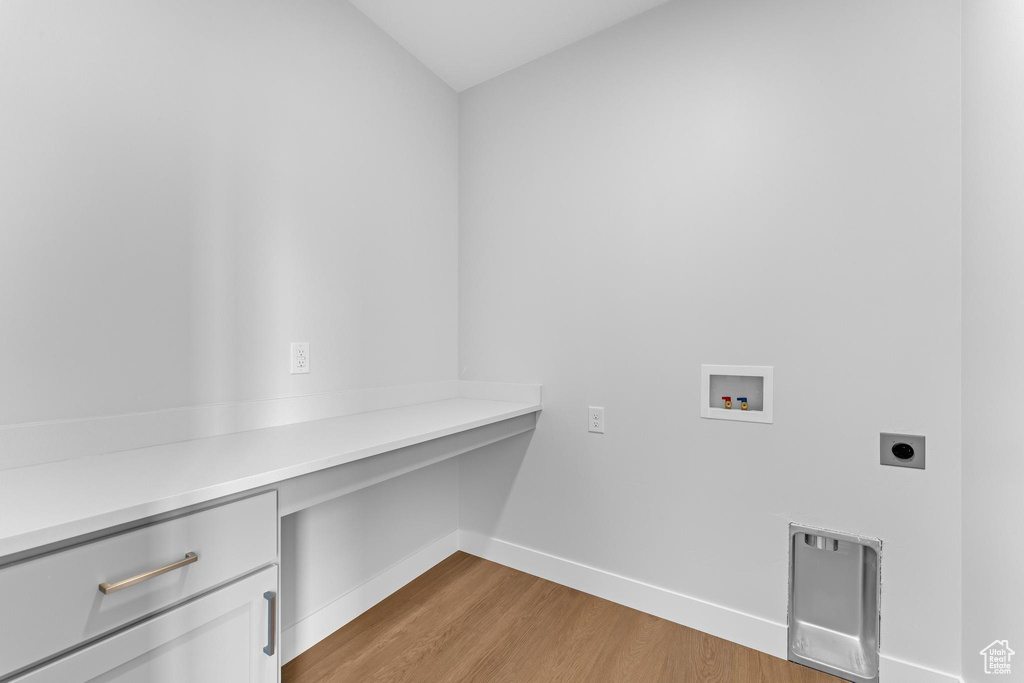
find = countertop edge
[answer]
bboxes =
[0,399,542,560]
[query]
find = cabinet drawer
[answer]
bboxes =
[10,566,279,683]
[0,492,276,679]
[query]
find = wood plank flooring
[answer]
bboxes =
[283,551,838,683]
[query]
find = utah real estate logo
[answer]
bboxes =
[980,640,1014,675]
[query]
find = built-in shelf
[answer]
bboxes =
[0,389,542,560]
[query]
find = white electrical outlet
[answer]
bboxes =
[290,342,310,374]
[589,406,605,434]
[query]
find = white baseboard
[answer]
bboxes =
[458,530,787,658]
[282,530,460,664]
[879,655,963,683]
[459,531,963,683]
[280,529,963,681]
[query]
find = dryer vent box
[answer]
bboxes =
[789,524,881,683]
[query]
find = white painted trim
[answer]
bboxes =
[460,532,963,683]
[879,655,963,683]
[459,380,542,405]
[0,381,460,470]
[282,530,460,664]
[459,531,787,658]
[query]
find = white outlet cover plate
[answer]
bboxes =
[589,406,605,433]
[700,365,773,424]
[291,342,310,375]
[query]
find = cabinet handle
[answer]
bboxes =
[98,552,199,594]
[263,591,277,656]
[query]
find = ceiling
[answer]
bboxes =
[348,0,672,92]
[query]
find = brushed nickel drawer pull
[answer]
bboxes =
[263,591,277,656]
[98,552,199,594]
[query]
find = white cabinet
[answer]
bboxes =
[12,565,279,683]
[0,492,278,678]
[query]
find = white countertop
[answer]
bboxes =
[0,398,541,559]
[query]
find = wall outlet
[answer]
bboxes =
[589,406,605,434]
[290,342,310,374]
[880,433,925,470]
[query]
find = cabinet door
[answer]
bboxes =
[13,566,278,683]
[0,492,278,680]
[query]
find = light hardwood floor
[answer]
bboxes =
[283,551,838,683]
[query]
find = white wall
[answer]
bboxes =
[0,0,461,657]
[963,2,1024,681]
[0,0,458,427]
[458,0,962,674]
[281,458,458,658]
